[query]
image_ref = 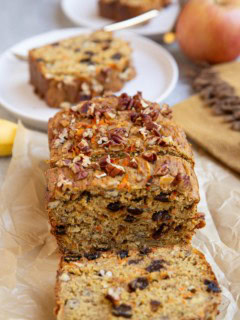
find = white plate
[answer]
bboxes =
[0,28,178,131]
[61,0,180,36]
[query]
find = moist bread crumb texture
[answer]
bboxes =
[55,246,221,320]
[29,31,135,108]
[46,92,204,256]
[99,0,172,22]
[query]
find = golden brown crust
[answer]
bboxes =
[55,246,221,320]
[46,93,202,255]
[29,31,136,108]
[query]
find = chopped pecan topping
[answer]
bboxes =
[80,101,91,114]
[142,152,157,163]
[140,99,149,109]
[128,158,138,169]
[75,169,88,180]
[108,128,127,144]
[83,128,93,139]
[57,174,72,188]
[173,173,190,187]
[99,155,110,170]
[130,111,140,123]
[139,127,148,139]
[78,138,90,152]
[97,136,109,145]
[160,104,172,118]
[118,93,134,110]
[104,110,116,119]
[106,162,125,177]
[154,161,169,176]
[95,173,107,179]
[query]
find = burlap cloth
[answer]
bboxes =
[173,62,240,174]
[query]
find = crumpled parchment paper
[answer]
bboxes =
[0,123,239,320]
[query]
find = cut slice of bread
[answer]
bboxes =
[55,245,221,320]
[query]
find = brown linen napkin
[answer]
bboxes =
[173,61,240,174]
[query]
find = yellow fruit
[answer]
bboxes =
[0,119,17,156]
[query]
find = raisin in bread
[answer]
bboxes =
[99,0,171,22]
[55,246,221,320]
[46,93,204,256]
[29,31,135,108]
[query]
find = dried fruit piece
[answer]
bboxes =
[139,247,151,256]
[128,277,149,292]
[127,207,144,215]
[150,300,162,312]
[107,202,123,212]
[112,304,132,318]
[152,211,171,222]
[204,280,221,293]
[63,255,82,262]
[124,215,136,223]
[128,259,142,265]
[146,260,165,273]
[55,225,66,235]
[118,250,129,259]
[84,252,101,260]
[154,193,170,202]
[152,224,168,239]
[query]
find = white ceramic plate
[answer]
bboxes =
[61,0,180,36]
[0,28,178,131]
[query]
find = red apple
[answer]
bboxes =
[176,0,240,63]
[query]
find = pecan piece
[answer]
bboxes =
[142,152,157,163]
[106,163,125,177]
[76,169,88,180]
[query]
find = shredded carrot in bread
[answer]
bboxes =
[118,174,129,189]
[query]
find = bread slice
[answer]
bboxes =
[99,0,171,22]
[55,245,221,320]
[29,31,135,108]
[46,93,204,256]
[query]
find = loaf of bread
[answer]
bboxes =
[55,245,221,320]
[99,0,171,22]
[29,31,135,108]
[46,93,204,256]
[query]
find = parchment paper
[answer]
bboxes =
[0,123,239,320]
